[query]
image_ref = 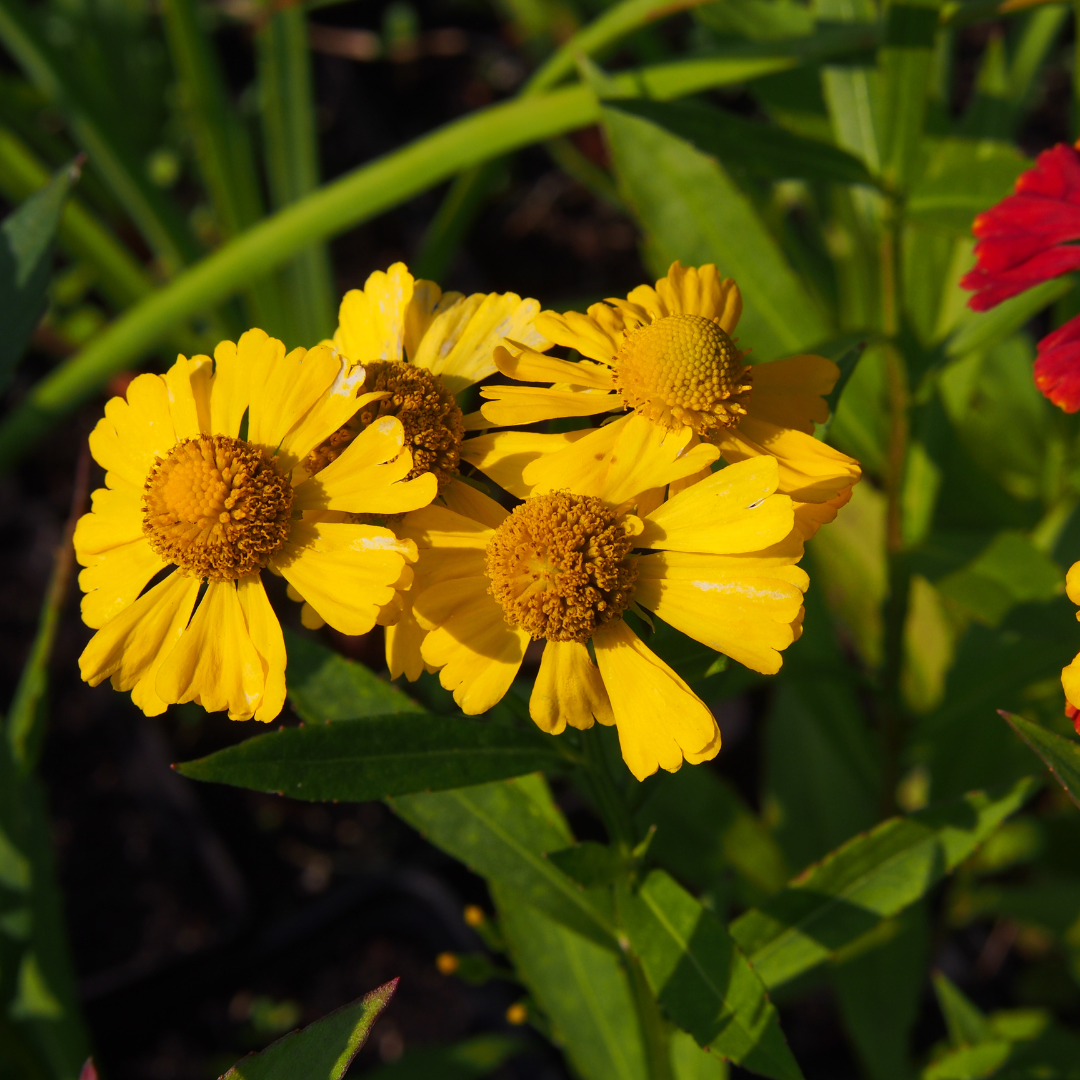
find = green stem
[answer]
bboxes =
[580,725,636,850]
[625,951,675,1080]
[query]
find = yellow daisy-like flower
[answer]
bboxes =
[302,262,549,679]
[400,413,809,781]
[75,329,437,722]
[468,261,860,534]
[1062,562,1080,720]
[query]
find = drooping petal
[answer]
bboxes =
[719,416,862,503]
[748,354,837,433]
[74,486,145,560]
[334,263,414,363]
[78,539,166,629]
[413,292,551,394]
[792,488,853,540]
[156,580,265,720]
[272,521,416,636]
[535,307,622,364]
[386,599,429,682]
[79,570,200,693]
[1035,313,1080,413]
[416,578,529,714]
[592,618,719,781]
[530,640,613,734]
[438,477,509,529]
[88,373,177,489]
[237,575,287,722]
[632,550,807,675]
[163,354,213,439]
[639,460,793,554]
[479,385,623,426]
[292,416,437,515]
[493,343,614,389]
[460,428,592,499]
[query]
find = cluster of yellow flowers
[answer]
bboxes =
[75,261,862,780]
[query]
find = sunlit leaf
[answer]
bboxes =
[1001,712,1080,809]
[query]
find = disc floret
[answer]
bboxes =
[485,491,638,643]
[143,434,294,581]
[614,313,753,435]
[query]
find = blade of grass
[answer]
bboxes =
[0,0,198,273]
[256,6,336,344]
[0,49,856,465]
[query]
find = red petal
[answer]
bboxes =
[1034,314,1080,412]
[961,246,1080,309]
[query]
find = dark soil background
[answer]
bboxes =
[0,0,1074,1075]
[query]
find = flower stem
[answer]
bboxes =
[625,950,675,1080]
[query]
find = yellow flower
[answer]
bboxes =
[400,414,809,781]
[1062,562,1080,715]
[302,262,549,679]
[75,329,437,721]
[468,261,860,536]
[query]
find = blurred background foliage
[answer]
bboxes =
[5,0,1080,1075]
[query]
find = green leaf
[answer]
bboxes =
[222,979,396,1079]
[357,1034,523,1080]
[931,972,995,1048]
[606,98,873,185]
[695,0,815,42]
[0,823,30,891]
[907,139,1029,234]
[670,1029,730,1079]
[547,841,628,888]
[492,882,648,1080]
[390,776,617,949]
[730,778,1038,991]
[176,715,565,801]
[1001,713,1080,809]
[599,98,830,360]
[946,278,1074,360]
[0,160,76,393]
[284,629,425,722]
[619,870,804,1080]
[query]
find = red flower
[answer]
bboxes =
[961,141,1080,412]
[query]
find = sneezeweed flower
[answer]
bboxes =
[401,414,809,781]
[75,330,436,721]
[299,261,549,676]
[468,261,860,529]
[960,140,1080,412]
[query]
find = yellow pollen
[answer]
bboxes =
[143,435,293,581]
[614,313,753,436]
[485,492,638,644]
[305,360,464,491]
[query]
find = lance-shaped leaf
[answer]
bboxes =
[390,776,617,950]
[730,778,1038,991]
[1001,711,1080,808]
[619,870,804,1080]
[176,716,564,801]
[0,159,78,393]
[222,979,396,1079]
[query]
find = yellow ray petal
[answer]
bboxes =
[461,429,591,499]
[494,343,614,389]
[401,503,495,552]
[438,477,508,529]
[404,278,462,360]
[88,373,177,488]
[163,354,212,439]
[279,367,382,469]
[480,385,622,427]
[79,569,199,692]
[292,416,437,515]
[248,343,339,464]
[638,457,794,554]
[535,308,620,363]
[592,619,719,782]
[386,599,429,682]
[418,581,529,714]
[633,551,806,675]
[792,488,853,540]
[649,261,742,332]
[273,521,415,636]
[748,354,838,433]
[414,292,550,394]
[1063,653,1080,710]
[156,581,265,719]
[237,575,287,722]
[210,333,261,438]
[1068,562,1080,607]
[530,640,613,734]
[719,417,861,502]
[334,262,414,362]
[79,538,165,629]
[74,486,145,560]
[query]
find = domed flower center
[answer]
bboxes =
[485,492,638,643]
[143,435,293,581]
[306,361,464,491]
[614,313,753,436]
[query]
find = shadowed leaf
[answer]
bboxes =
[1001,712,1080,808]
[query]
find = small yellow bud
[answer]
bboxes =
[436,952,459,975]
[505,1002,528,1025]
[463,905,486,927]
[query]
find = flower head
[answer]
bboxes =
[400,414,809,780]
[470,261,860,520]
[75,329,436,721]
